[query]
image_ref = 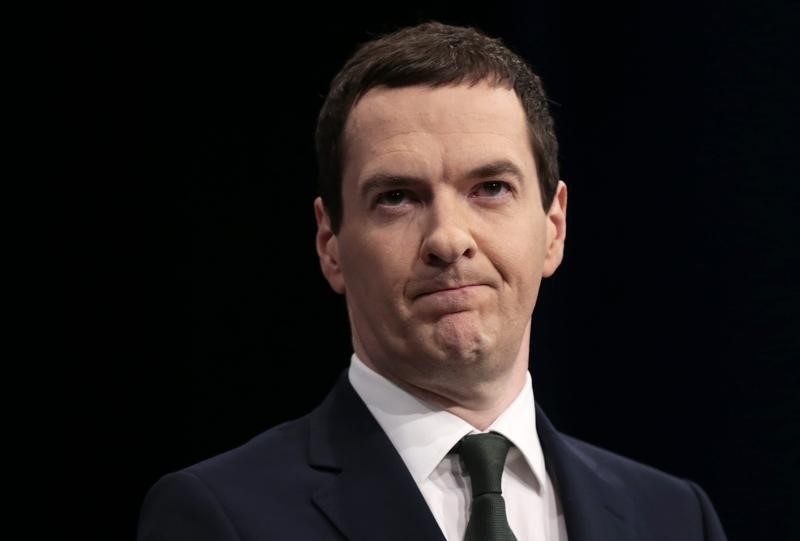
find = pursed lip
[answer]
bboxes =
[413,283,484,299]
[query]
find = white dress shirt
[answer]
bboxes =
[348,353,568,541]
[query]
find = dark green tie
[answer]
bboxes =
[455,432,517,541]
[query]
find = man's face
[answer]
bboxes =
[315,82,566,396]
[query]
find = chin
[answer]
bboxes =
[428,313,494,364]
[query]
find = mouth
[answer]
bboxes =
[411,283,488,314]
[414,283,483,299]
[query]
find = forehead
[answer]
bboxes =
[341,83,533,179]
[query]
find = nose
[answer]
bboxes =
[419,198,477,267]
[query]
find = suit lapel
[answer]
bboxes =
[536,404,636,541]
[308,374,445,541]
[306,373,636,541]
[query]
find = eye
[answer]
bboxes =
[471,181,512,198]
[375,189,412,206]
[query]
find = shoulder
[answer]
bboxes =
[138,374,368,540]
[163,412,326,497]
[138,415,330,541]
[188,415,314,484]
[558,434,727,539]
[563,433,692,492]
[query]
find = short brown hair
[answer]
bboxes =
[315,21,559,233]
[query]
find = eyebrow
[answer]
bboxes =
[467,159,525,183]
[359,159,525,200]
[359,174,428,200]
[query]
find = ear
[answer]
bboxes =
[542,180,567,277]
[314,197,346,294]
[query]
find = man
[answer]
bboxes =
[138,22,727,540]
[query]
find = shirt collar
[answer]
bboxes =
[348,353,547,488]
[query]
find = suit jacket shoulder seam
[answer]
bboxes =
[178,469,244,541]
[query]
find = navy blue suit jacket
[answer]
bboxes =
[138,372,727,540]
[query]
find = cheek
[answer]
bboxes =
[340,237,409,298]
[491,236,545,300]
[493,220,542,263]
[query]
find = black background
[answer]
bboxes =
[53,2,798,539]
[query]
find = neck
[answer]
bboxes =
[406,367,528,431]
[355,323,532,431]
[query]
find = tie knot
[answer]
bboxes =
[455,432,512,496]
